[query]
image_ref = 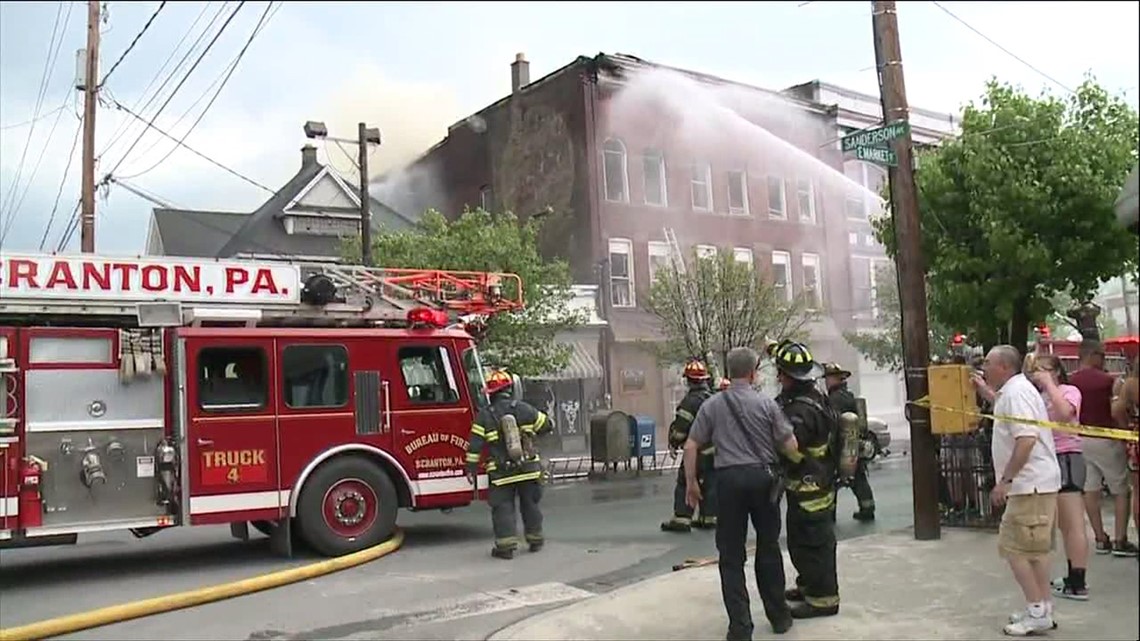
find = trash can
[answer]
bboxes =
[590,410,631,469]
[628,415,657,472]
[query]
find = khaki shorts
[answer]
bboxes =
[998,492,1058,561]
[1084,438,1130,495]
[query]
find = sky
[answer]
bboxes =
[0,0,1137,256]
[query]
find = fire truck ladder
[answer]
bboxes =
[0,256,525,329]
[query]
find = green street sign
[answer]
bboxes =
[841,120,911,153]
[855,145,898,167]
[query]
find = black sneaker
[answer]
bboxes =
[1112,540,1139,558]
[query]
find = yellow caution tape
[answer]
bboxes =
[909,397,1138,443]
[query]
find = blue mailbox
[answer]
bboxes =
[628,415,657,459]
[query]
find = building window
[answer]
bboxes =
[727,170,749,215]
[603,138,628,203]
[609,238,634,308]
[197,347,268,412]
[851,256,884,317]
[802,253,822,309]
[643,149,667,207]
[690,162,712,211]
[398,345,460,404]
[771,250,792,301]
[479,185,492,211]
[282,345,349,408]
[796,179,816,224]
[844,161,867,220]
[733,247,753,269]
[647,241,671,283]
[767,176,786,219]
[695,244,717,260]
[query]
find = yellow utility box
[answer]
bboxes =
[927,364,980,435]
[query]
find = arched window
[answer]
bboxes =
[602,138,629,203]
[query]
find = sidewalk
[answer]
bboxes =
[489,528,1140,641]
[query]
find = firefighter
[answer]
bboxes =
[823,363,876,522]
[773,341,841,619]
[465,369,553,560]
[661,360,718,532]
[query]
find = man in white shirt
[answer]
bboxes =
[977,345,1062,636]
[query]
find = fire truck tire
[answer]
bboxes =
[297,456,398,557]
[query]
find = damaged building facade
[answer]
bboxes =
[392,52,956,441]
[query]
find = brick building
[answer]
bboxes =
[389,52,950,436]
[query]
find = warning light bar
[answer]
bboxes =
[407,307,450,328]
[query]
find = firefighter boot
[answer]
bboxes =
[661,517,692,533]
[853,509,875,522]
[491,547,515,560]
[785,587,805,602]
[789,601,839,619]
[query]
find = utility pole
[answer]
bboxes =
[357,122,372,267]
[302,120,381,266]
[872,0,940,541]
[80,0,101,253]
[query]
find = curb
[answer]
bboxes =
[0,529,406,641]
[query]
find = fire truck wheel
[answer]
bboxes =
[297,456,398,557]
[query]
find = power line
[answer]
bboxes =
[39,121,84,251]
[98,1,167,88]
[930,1,1074,94]
[1,99,76,244]
[122,1,279,180]
[1,1,72,237]
[100,1,247,182]
[98,2,225,161]
[109,99,274,193]
[56,200,82,253]
[0,104,67,130]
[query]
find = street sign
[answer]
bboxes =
[856,146,899,167]
[841,120,911,153]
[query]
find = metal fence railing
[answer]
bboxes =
[545,450,680,482]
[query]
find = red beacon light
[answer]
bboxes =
[407,307,449,329]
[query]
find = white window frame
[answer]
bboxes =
[848,231,859,245]
[727,170,750,216]
[796,178,816,224]
[479,185,491,211]
[767,176,786,219]
[608,238,635,308]
[802,252,822,309]
[732,247,754,269]
[647,241,671,284]
[690,162,713,212]
[602,138,629,203]
[695,244,718,260]
[771,250,792,301]
[642,149,667,207]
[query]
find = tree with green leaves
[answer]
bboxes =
[646,251,817,377]
[844,262,956,372]
[874,77,1139,352]
[346,209,581,376]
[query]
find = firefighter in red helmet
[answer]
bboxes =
[465,369,553,560]
[662,359,718,532]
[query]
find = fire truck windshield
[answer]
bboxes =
[462,345,489,410]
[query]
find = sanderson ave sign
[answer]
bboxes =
[841,120,911,153]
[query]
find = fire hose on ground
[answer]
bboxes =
[0,529,405,641]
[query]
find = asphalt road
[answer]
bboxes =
[0,458,915,640]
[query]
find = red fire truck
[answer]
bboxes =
[0,252,523,557]
[1036,336,1138,375]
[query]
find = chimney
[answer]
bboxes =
[511,53,530,94]
[301,144,318,168]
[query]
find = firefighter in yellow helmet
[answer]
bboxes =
[823,362,876,522]
[772,340,841,619]
[465,369,553,560]
[661,359,718,532]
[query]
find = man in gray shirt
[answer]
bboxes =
[685,346,802,640]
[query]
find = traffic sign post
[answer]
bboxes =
[842,120,909,168]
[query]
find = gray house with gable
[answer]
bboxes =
[145,144,418,261]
